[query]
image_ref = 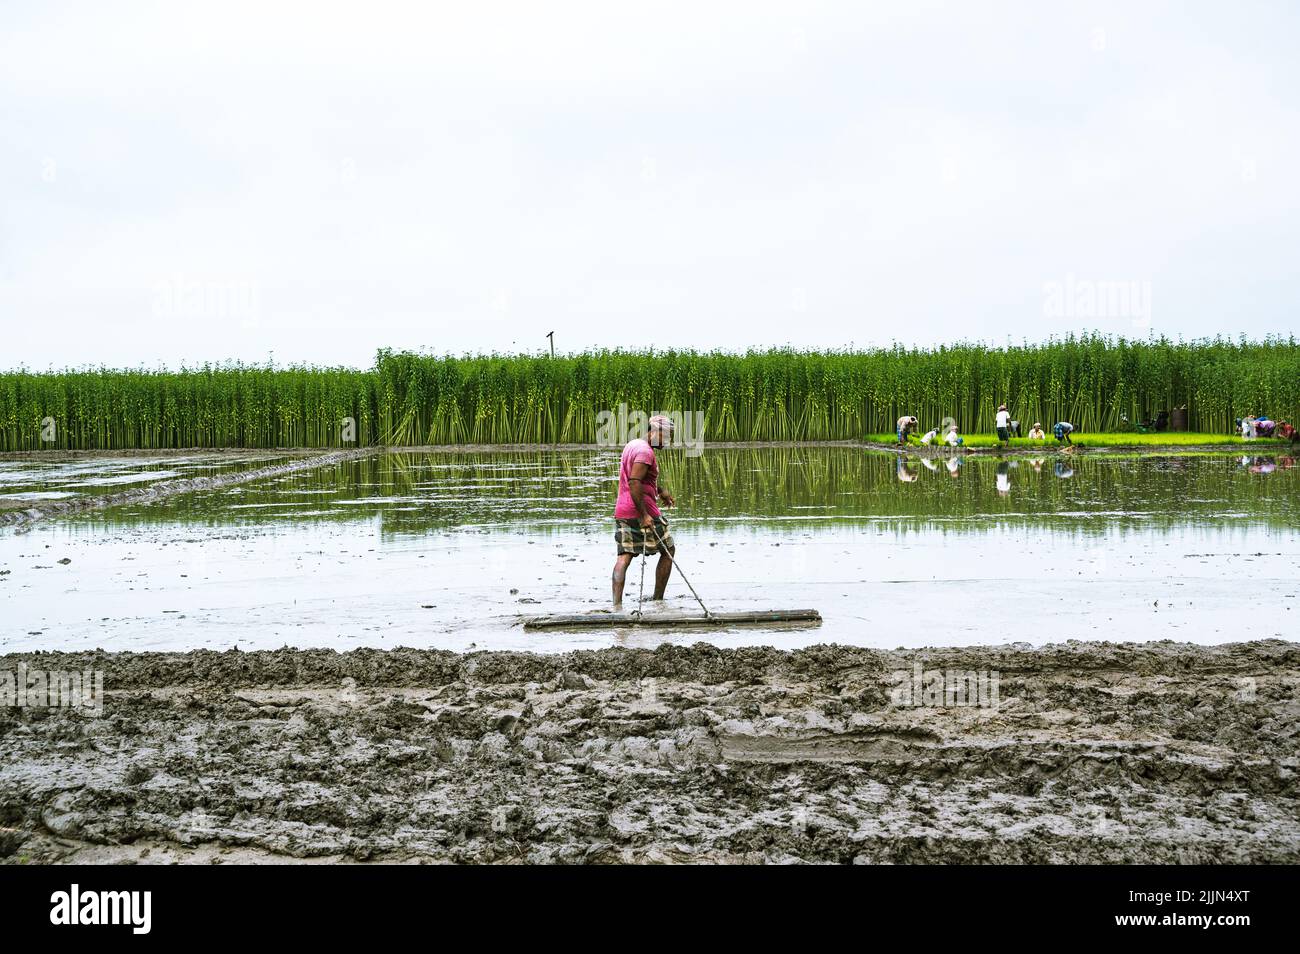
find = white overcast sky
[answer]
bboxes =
[2,0,1298,369]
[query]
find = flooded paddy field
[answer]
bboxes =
[2,447,1297,653]
[0,451,305,510]
[3,446,1297,865]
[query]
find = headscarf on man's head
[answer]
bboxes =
[648,414,675,446]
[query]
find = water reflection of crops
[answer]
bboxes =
[75,448,1300,536]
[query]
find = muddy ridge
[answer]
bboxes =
[0,447,380,528]
[2,640,1296,864]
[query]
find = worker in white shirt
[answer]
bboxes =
[995,404,1012,447]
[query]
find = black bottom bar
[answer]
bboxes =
[0,864,1290,941]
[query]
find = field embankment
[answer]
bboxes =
[3,337,1298,450]
[2,640,1296,864]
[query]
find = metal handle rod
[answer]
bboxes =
[647,522,711,618]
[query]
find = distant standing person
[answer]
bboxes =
[995,404,1011,447]
[1053,421,1075,444]
[897,415,919,444]
[611,416,677,607]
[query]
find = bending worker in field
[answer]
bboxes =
[611,415,677,607]
[897,415,919,444]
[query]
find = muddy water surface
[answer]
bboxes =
[0,452,300,507]
[2,448,1297,652]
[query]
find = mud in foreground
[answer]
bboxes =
[2,640,1297,864]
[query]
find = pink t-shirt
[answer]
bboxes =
[614,438,660,520]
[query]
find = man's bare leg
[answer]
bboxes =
[612,553,634,605]
[651,546,674,599]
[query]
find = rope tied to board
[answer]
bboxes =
[633,548,647,619]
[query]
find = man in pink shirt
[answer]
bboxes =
[612,415,677,606]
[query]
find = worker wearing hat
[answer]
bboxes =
[995,403,1012,447]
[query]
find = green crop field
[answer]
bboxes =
[1,336,1297,450]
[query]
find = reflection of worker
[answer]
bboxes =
[896,458,919,482]
[1054,459,1074,478]
[946,455,961,477]
[1027,422,1046,439]
[996,460,1011,496]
